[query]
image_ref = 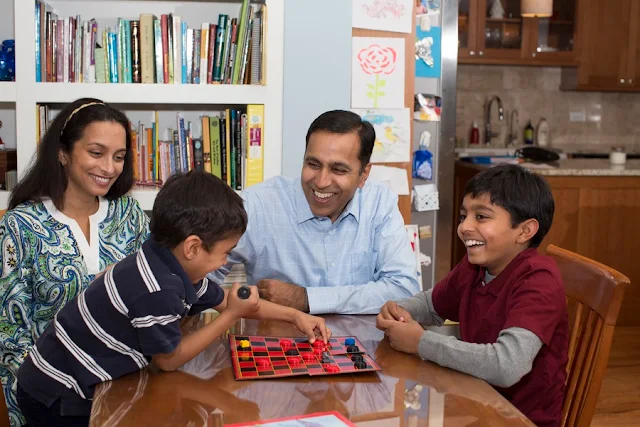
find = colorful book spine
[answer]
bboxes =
[246,104,264,187]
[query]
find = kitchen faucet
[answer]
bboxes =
[508,109,519,147]
[485,95,504,145]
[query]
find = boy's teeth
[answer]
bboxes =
[465,239,485,247]
[314,190,334,199]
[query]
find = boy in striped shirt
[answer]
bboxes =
[16,171,330,426]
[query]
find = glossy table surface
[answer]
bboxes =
[90,315,535,426]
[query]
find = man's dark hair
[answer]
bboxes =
[305,110,375,172]
[464,164,554,248]
[9,98,134,210]
[151,171,247,250]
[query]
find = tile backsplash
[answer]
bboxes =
[456,65,640,153]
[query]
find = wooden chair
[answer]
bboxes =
[545,245,630,427]
[0,209,5,218]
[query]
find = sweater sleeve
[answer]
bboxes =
[417,326,543,388]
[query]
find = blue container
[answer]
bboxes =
[0,39,15,81]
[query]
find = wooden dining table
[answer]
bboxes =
[89,315,535,426]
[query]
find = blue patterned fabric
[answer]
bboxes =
[0,196,149,426]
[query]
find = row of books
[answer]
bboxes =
[36,105,265,190]
[34,0,264,85]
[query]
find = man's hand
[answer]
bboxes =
[257,279,309,312]
[376,317,424,355]
[292,312,332,344]
[378,301,413,324]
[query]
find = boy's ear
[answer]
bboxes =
[517,218,539,245]
[182,235,204,260]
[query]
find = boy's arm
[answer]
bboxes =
[217,288,330,343]
[151,283,258,372]
[153,310,239,372]
[418,327,543,388]
[396,289,445,326]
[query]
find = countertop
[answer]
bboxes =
[521,159,640,176]
[457,159,640,177]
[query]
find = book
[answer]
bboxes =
[225,412,356,427]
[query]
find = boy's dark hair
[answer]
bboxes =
[305,110,376,172]
[151,171,248,250]
[9,98,134,210]
[464,164,554,248]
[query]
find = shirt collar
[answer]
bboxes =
[474,248,538,296]
[146,237,201,304]
[294,179,361,225]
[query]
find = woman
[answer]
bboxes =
[0,98,149,426]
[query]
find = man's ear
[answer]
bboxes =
[517,219,539,245]
[182,235,203,260]
[358,163,372,188]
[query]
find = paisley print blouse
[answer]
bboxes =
[0,196,149,426]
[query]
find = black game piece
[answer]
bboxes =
[354,360,367,369]
[285,349,299,356]
[351,354,364,363]
[237,286,251,299]
[321,355,332,363]
[346,345,359,353]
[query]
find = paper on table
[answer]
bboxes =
[369,165,410,195]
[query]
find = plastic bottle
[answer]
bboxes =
[535,118,550,147]
[524,120,534,145]
[469,121,479,145]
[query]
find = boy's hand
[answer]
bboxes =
[292,312,331,344]
[376,317,424,355]
[225,282,259,319]
[379,301,413,324]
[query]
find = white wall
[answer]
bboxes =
[281,0,352,178]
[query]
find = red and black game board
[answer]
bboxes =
[229,335,381,380]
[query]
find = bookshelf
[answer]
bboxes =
[5,0,284,211]
[0,82,16,102]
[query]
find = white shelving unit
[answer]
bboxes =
[6,0,284,211]
[0,82,16,102]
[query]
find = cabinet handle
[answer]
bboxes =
[470,50,475,55]
[630,79,634,84]
[479,51,484,56]
[620,78,626,84]
[532,52,537,57]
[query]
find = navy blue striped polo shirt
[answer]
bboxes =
[17,238,224,416]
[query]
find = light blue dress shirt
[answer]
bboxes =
[209,176,420,314]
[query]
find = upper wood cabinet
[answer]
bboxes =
[458,0,579,66]
[562,0,640,91]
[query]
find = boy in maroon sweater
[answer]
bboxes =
[377,164,569,426]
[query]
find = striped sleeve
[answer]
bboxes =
[187,278,225,316]
[128,290,186,356]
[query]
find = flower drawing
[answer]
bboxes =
[357,44,397,108]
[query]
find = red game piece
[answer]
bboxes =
[256,358,271,370]
[312,340,325,349]
[280,339,293,351]
[323,364,340,373]
[302,352,315,362]
[313,347,324,356]
[287,356,302,367]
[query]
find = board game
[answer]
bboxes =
[229,335,381,380]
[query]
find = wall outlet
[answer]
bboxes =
[569,111,586,122]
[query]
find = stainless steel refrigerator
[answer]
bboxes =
[412,0,458,289]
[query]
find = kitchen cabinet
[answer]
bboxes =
[458,0,579,66]
[562,0,640,91]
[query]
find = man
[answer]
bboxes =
[209,110,420,314]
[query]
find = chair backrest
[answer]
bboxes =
[0,209,5,218]
[545,244,630,427]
